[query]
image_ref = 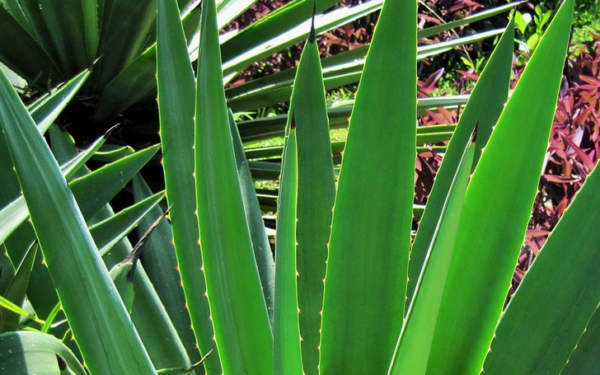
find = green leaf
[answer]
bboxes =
[230,112,275,322]
[561,306,600,375]
[132,175,201,366]
[237,96,467,144]
[0,131,109,245]
[220,0,339,64]
[407,18,515,308]
[0,294,39,324]
[484,97,600,375]
[221,0,382,77]
[93,46,157,123]
[70,144,160,220]
[0,6,63,84]
[195,0,272,373]
[292,24,336,375]
[157,0,220,372]
[227,28,503,112]
[425,1,574,373]
[419,1,522,38]
[389,131,475,375]
[0,62,156,374]
[0,242,38,332]
[37,0,98,75]
[94,203,194,374]
[90,191,164,257]
[319,0,416,373]
[0,331,86,375]
[91,144,135,162]
[29,69,91,134]
[274,124,302,375]
[94,0,157,91]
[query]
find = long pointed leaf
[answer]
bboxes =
[195,0,272,373]
[230,112,275,321]
[0,56,156,375]
[132,175,202,367]
[484,113,600,374]
[274,124,302,375]
[319,0,416,373]
[425,1,574,373]
[157,0,220,373]
[292,24,336,375]
[407,18,514,307]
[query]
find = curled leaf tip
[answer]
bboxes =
[90,54,104,71]
[472,121,479,143]
[309,1,316,43]
[104,123,122,138]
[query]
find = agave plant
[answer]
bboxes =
[1,0,598,374]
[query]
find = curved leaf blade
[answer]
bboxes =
[0,65,156,375]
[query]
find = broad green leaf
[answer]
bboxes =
[0,55,156,375]
[244,126,454,161]
[319,0,416,373]
[0,331,86,375]
[157,0,220,372]
[93,4,204,123]
[3,139,157,327]
[425,1,574,373]
[107,199,168,314]
[3,0,56,62]
[195,0,272,373]
[94,203,194,374]
[0,130,110,244]
[70,144,160,219]
[49,127,192,373]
